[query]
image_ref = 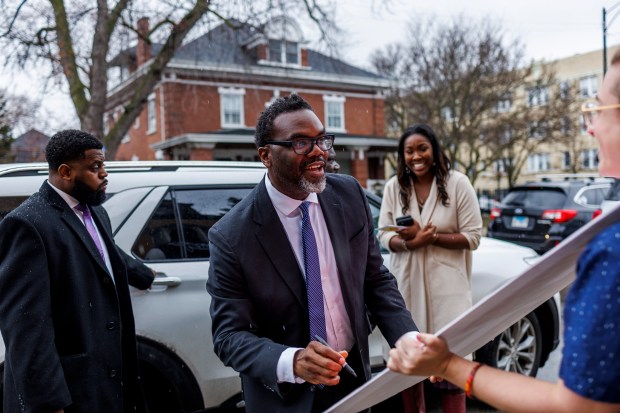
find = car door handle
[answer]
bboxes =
[152,273,182,288]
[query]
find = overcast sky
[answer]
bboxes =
[2,0,619,135]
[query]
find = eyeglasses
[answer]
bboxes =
[265,135,335,155]
[581,99,620,127]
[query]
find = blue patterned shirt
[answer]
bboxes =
[559,221,620,403]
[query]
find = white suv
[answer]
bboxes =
[0,161,560,413]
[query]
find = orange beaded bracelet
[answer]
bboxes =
[464,362,482,399]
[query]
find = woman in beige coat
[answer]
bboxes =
[379,124,482,412]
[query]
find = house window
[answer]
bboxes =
[560,116,571,134]
[494,93,512,113]
[134,116,140,129]
[527,153,550,172]
[581,149,598,169]
[579,75,598,98]
[441,107,455,121]
[559,81,570,100]
[147,93,156,134]
[323,95,346,131]
[527,86,550,107]
[218,87,245,127]
[563,151,571,169]
[528,121,548,139]
[268,39,299,65]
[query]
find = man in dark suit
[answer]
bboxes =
[0,130,154,413]
[207,94,417,413]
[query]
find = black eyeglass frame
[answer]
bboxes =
[265,134,335,155]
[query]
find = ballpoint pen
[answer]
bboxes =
[314,335,358,378]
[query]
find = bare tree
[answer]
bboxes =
[0,0,342,157]
[371,16,577,187]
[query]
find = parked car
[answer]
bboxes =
[487,178,612,254]
[0,162,560,412]
[600,178,620,214]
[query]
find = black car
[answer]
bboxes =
[488,178,612,254]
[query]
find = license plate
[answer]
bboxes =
[511,216,529,228]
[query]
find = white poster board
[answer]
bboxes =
[326,204,620,412]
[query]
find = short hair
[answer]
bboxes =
[45,129,103,171]
[254,94,313,148]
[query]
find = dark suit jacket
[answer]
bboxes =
[207,174,417,413]
[0,182,152,413]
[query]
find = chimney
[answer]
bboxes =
[136,17,152,67]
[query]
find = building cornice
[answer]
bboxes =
[151,132,398,150]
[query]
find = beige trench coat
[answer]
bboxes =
[378,170,482,333]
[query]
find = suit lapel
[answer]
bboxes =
[41,183,112,276]
[318,181,356,324]
[253,180,307,309]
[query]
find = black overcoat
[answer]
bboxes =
[0,182,149,413]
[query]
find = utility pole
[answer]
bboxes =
[603,2,620,75]
[604,7,608,75]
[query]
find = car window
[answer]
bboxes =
[133,187,251,261]
[574,186,608,208]
[502,189,566,209]
[0,196,29,222]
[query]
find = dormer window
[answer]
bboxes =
[259,16,305,68]
[268,39,299,64]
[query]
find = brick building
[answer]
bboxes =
[106,17,395,187]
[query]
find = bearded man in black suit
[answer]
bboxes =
[0,130,154,413]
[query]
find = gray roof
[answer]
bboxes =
[113,21,382,80]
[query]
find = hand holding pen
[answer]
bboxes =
[314,335,358,378]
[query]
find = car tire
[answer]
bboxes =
[475,312,542,377]
[138,339,204,413]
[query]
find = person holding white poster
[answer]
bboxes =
[386,50,620,413]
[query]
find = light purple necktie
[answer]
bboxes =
[75,203,105,260]
[299,201,327,343]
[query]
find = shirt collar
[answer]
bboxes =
[47,180,80,209]
[264,173,319,217]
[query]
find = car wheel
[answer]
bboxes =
[475,312,542,377]
[138,340,204,413]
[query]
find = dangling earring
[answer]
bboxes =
[405,167,411,175]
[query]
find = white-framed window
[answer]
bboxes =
[494,93,512,113]
[147,93,156,134]
[527,86,550,107]
[528,121,548,139]
[579,75,598,98]
[323,95,346,131]
[560,116,571,134]
[218,87,245,128]
[559,81,570,100]
[562,151,571,169]
[268,39,299,65]
[134,116,140,129]
[441,106,455,121]
[527,153,550,172]
[581,148,598,169]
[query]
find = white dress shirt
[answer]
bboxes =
[264,175,354,383]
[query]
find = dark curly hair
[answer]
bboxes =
[45,129,103,171]
[397,124,452,215]
[254,94,313,148]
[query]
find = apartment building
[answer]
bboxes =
[475,44,620,198]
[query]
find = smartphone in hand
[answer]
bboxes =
[395,215,415,227]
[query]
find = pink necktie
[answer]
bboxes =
[75,204,105,260]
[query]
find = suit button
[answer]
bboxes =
[103,277,110,284]
[109,369,117,378]
[106,322,116,330]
